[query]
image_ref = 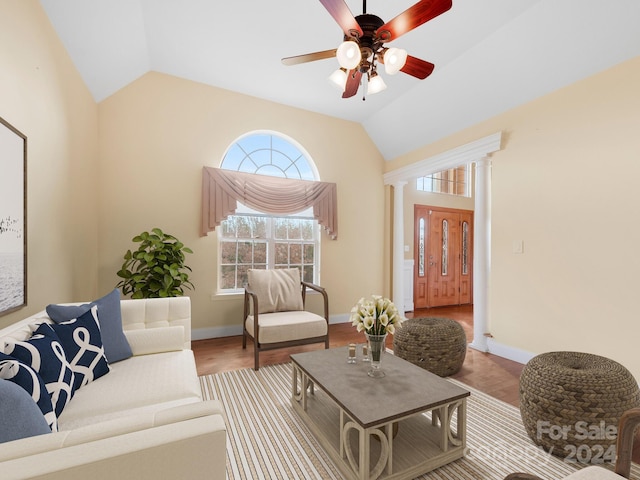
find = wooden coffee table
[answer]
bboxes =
[290,346,470,480]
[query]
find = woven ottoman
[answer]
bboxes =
[392,317,467,377]
[519,351,640,462]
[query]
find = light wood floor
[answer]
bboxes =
[193,304,524,407]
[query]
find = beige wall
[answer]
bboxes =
[97,72,385,332]
[0,1,99,328]
[386,55,640,380]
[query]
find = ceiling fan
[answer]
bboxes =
[282,0,453,99]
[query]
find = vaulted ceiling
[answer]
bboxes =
[40,0,640,160]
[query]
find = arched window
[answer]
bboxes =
[217,131,320,292]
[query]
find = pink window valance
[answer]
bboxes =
[201,167,338,239]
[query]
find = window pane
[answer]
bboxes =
[254,242,267,264]
[236,216,252,238]
[221,218,237,238]
[304,244,314,263]
[288,219,301,239]
[237,265,251,288]
[253,217,267,238]
[237,241,252,263]
[275,242,288,265]
[220,265,236,289]
[220,241,238,264]
[303,266,314,283]
[290,244,302,264]
[301,220,314,240]
[442,219,448,276]
[274,218,288,239]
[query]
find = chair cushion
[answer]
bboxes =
[248,268,303,314]
[245,311,327,344]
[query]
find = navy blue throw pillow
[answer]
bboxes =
[50,306,110,391]
[3,324,75,417]
[46,288,133,363]
[0,352,57,432]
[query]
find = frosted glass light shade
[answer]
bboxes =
[328,68,348,90]
[383,47,408,75]
[367,73,387,94]
[336,41,361,70]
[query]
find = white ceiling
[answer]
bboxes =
[39,0,640,160]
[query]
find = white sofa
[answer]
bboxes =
[0,296,226,480]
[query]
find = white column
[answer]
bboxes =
[470,157,491,352]
[392,181,407,314]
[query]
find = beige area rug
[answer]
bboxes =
[199,363,640,480]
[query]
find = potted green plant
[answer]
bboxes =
[116,228,194,299]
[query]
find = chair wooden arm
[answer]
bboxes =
[301,281,329,323]
[503,474,544,480]
[243,287,260,333]
[615,407,640,478]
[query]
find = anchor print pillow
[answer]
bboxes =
[3,324,75,417]
[50,305,110,392]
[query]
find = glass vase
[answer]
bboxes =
[365,333,387,378]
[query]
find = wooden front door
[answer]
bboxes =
[414,206,473,308]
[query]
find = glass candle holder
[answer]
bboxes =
[347,343,357,364]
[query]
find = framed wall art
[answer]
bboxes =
[0,116,27,316]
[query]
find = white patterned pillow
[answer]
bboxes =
[3,324,75,417]
[49,305,110,391]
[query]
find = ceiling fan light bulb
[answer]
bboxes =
[328,68,348,91]
[336,41,361,70]
[367,73,387,95]
[384,48,408,75]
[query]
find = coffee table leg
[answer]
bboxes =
[291,364,311,411]
[434,400,467,452]
[342,419,391,480]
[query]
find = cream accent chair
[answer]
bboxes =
[505,408,640,480]
[242,268,329,370]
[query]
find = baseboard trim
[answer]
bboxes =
[486,338,535,365]
[192,313,352,341]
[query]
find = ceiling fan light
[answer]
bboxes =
[336,41,361,70]
[384,48,408,75]
[367,73,387,95]
[328,68,348,91]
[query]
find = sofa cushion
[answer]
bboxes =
[57,350,202,430]
[3,324,75,417]
[0,353,57,431]
[0,378,51,443]
[248,268,303,314]
[46,288,133,363]
[49,305,110,391]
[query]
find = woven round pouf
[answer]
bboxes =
[519,351,640,460]
[392,317,466,377]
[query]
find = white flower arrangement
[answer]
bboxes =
[349,295,402,336]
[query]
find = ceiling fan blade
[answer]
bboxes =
[282,49,337,66]
[342,70,362,98]
[401,56,435,79]
[376,0,452,42]
[319,0,364,38]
